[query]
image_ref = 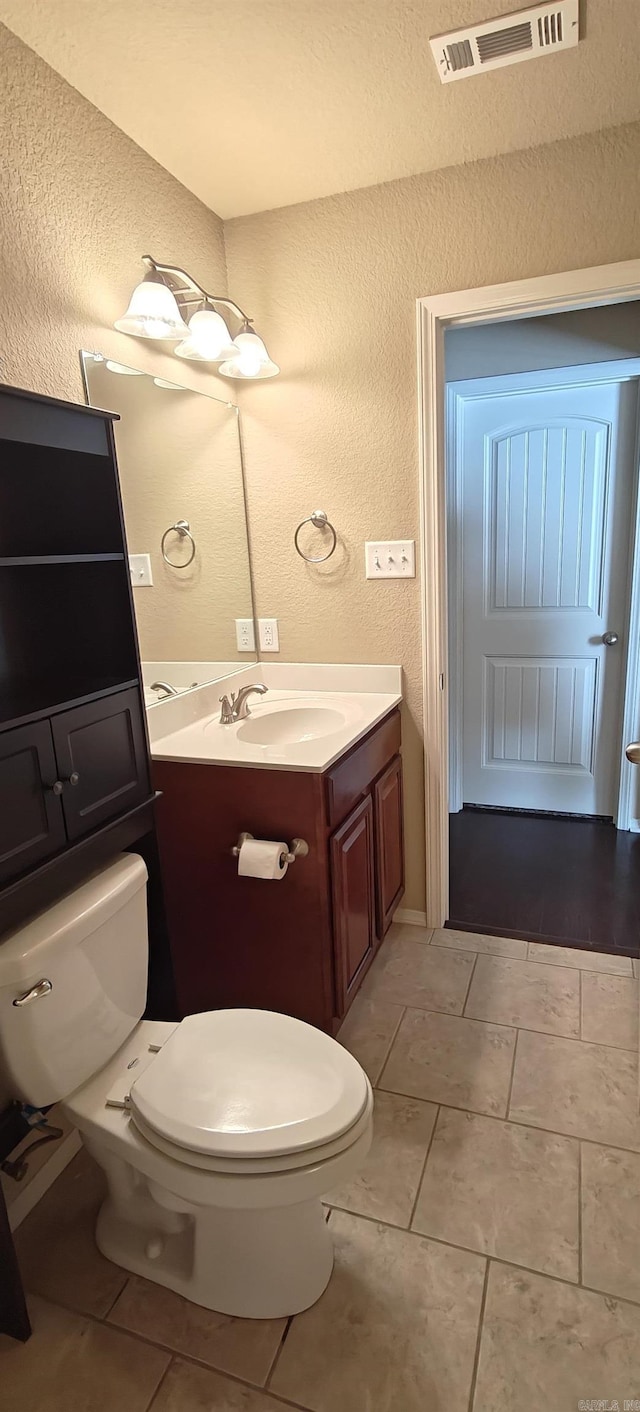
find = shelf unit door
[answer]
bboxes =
[51,689,150,842]
[0,721,66,883]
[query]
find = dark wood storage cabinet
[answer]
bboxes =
[0,385,167,1345]
[154,707,404,1033]
[0,386,153,925]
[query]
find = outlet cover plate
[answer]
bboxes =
[365,540,415,579]
[258,618,280,652]
[235,618,256,652]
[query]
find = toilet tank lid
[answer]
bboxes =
[0,854,148,987]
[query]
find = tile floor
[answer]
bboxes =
[2,921,640,1411]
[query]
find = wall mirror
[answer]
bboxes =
[81,352,256,702]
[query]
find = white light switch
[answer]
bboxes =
[129,553,153,586]
[365,540,415,579]
[258,618,280,652]
[235,618,256,652]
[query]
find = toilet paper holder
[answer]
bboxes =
[231,831,309,864]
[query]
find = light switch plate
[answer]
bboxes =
[258,618,280,652]
[365,540,415,579]
[129,553,153,586]
[235,619,256,652]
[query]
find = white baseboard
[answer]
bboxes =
[6,1128,82,1231]
[394,907,429,927]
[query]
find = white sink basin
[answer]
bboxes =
[237,705,347,746]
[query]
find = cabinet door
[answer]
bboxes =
[374,754,405,939]
[331,794,376,1016]
[51,688,150,841]
[0,721,66,883]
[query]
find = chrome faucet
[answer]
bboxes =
[150,680,179,698]
[219,682,268,724]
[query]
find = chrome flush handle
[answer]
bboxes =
[13,978,53,1007]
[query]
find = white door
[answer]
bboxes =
[452,370,640,815]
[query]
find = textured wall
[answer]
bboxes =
[0,23,228,401]
[224,119,640,912]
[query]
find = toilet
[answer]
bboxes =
[0,853,373,1319]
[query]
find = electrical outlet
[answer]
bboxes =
[235,618,256,652]
[129,553,153,586]
[365,540,415,579]
[258,618,280,652]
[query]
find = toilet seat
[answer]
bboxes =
[128,1008,370,1165]
[129,1090,373,1176]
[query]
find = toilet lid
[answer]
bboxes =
[128,1009,370,1159]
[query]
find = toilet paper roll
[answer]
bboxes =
[237,837,289,880]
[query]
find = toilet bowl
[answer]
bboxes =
[0,855,373,1318]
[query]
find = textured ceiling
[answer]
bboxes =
[1,0,639,217]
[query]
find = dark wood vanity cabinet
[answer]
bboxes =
[154,707,404,1033]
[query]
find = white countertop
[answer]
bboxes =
[149,664,402,772]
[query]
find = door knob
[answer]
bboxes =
[603,632,619,646]
[626,742,640,764]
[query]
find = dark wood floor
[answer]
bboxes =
[449,808,640,958]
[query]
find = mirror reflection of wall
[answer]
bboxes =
[81,353,257,702]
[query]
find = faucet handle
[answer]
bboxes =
[218,693,235,725]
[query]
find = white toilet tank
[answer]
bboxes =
[0,853,149,1107]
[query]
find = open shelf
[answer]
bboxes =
[0,677,140,731]
[0,438,125,556]
[0,554,125,566]
[0,561,139,720]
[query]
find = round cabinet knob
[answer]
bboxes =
[67,772,80,787]
[603,632,619,646]
[48,780,64,796]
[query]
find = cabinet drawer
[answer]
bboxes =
[51,688,150,841]
[325,709,401,829]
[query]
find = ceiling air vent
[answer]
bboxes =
[430,0,579,83]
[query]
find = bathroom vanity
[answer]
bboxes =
[150,667,404,1032]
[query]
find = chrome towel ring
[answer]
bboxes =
[161,519,196,568]
[294,509,337,563]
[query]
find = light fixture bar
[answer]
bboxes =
[142,255,251,327]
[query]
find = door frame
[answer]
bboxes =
[417,259,640,928]
[446,360,640,821]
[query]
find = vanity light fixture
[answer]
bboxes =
[115,256,279,379]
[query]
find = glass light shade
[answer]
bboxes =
[218,329,280,380]
[114,275,189,340]
[153,377,184,390]
[105,360,144,375]
[174,308,236,362]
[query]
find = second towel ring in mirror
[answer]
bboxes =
[294,509,337,563]
[161,519,196,568]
